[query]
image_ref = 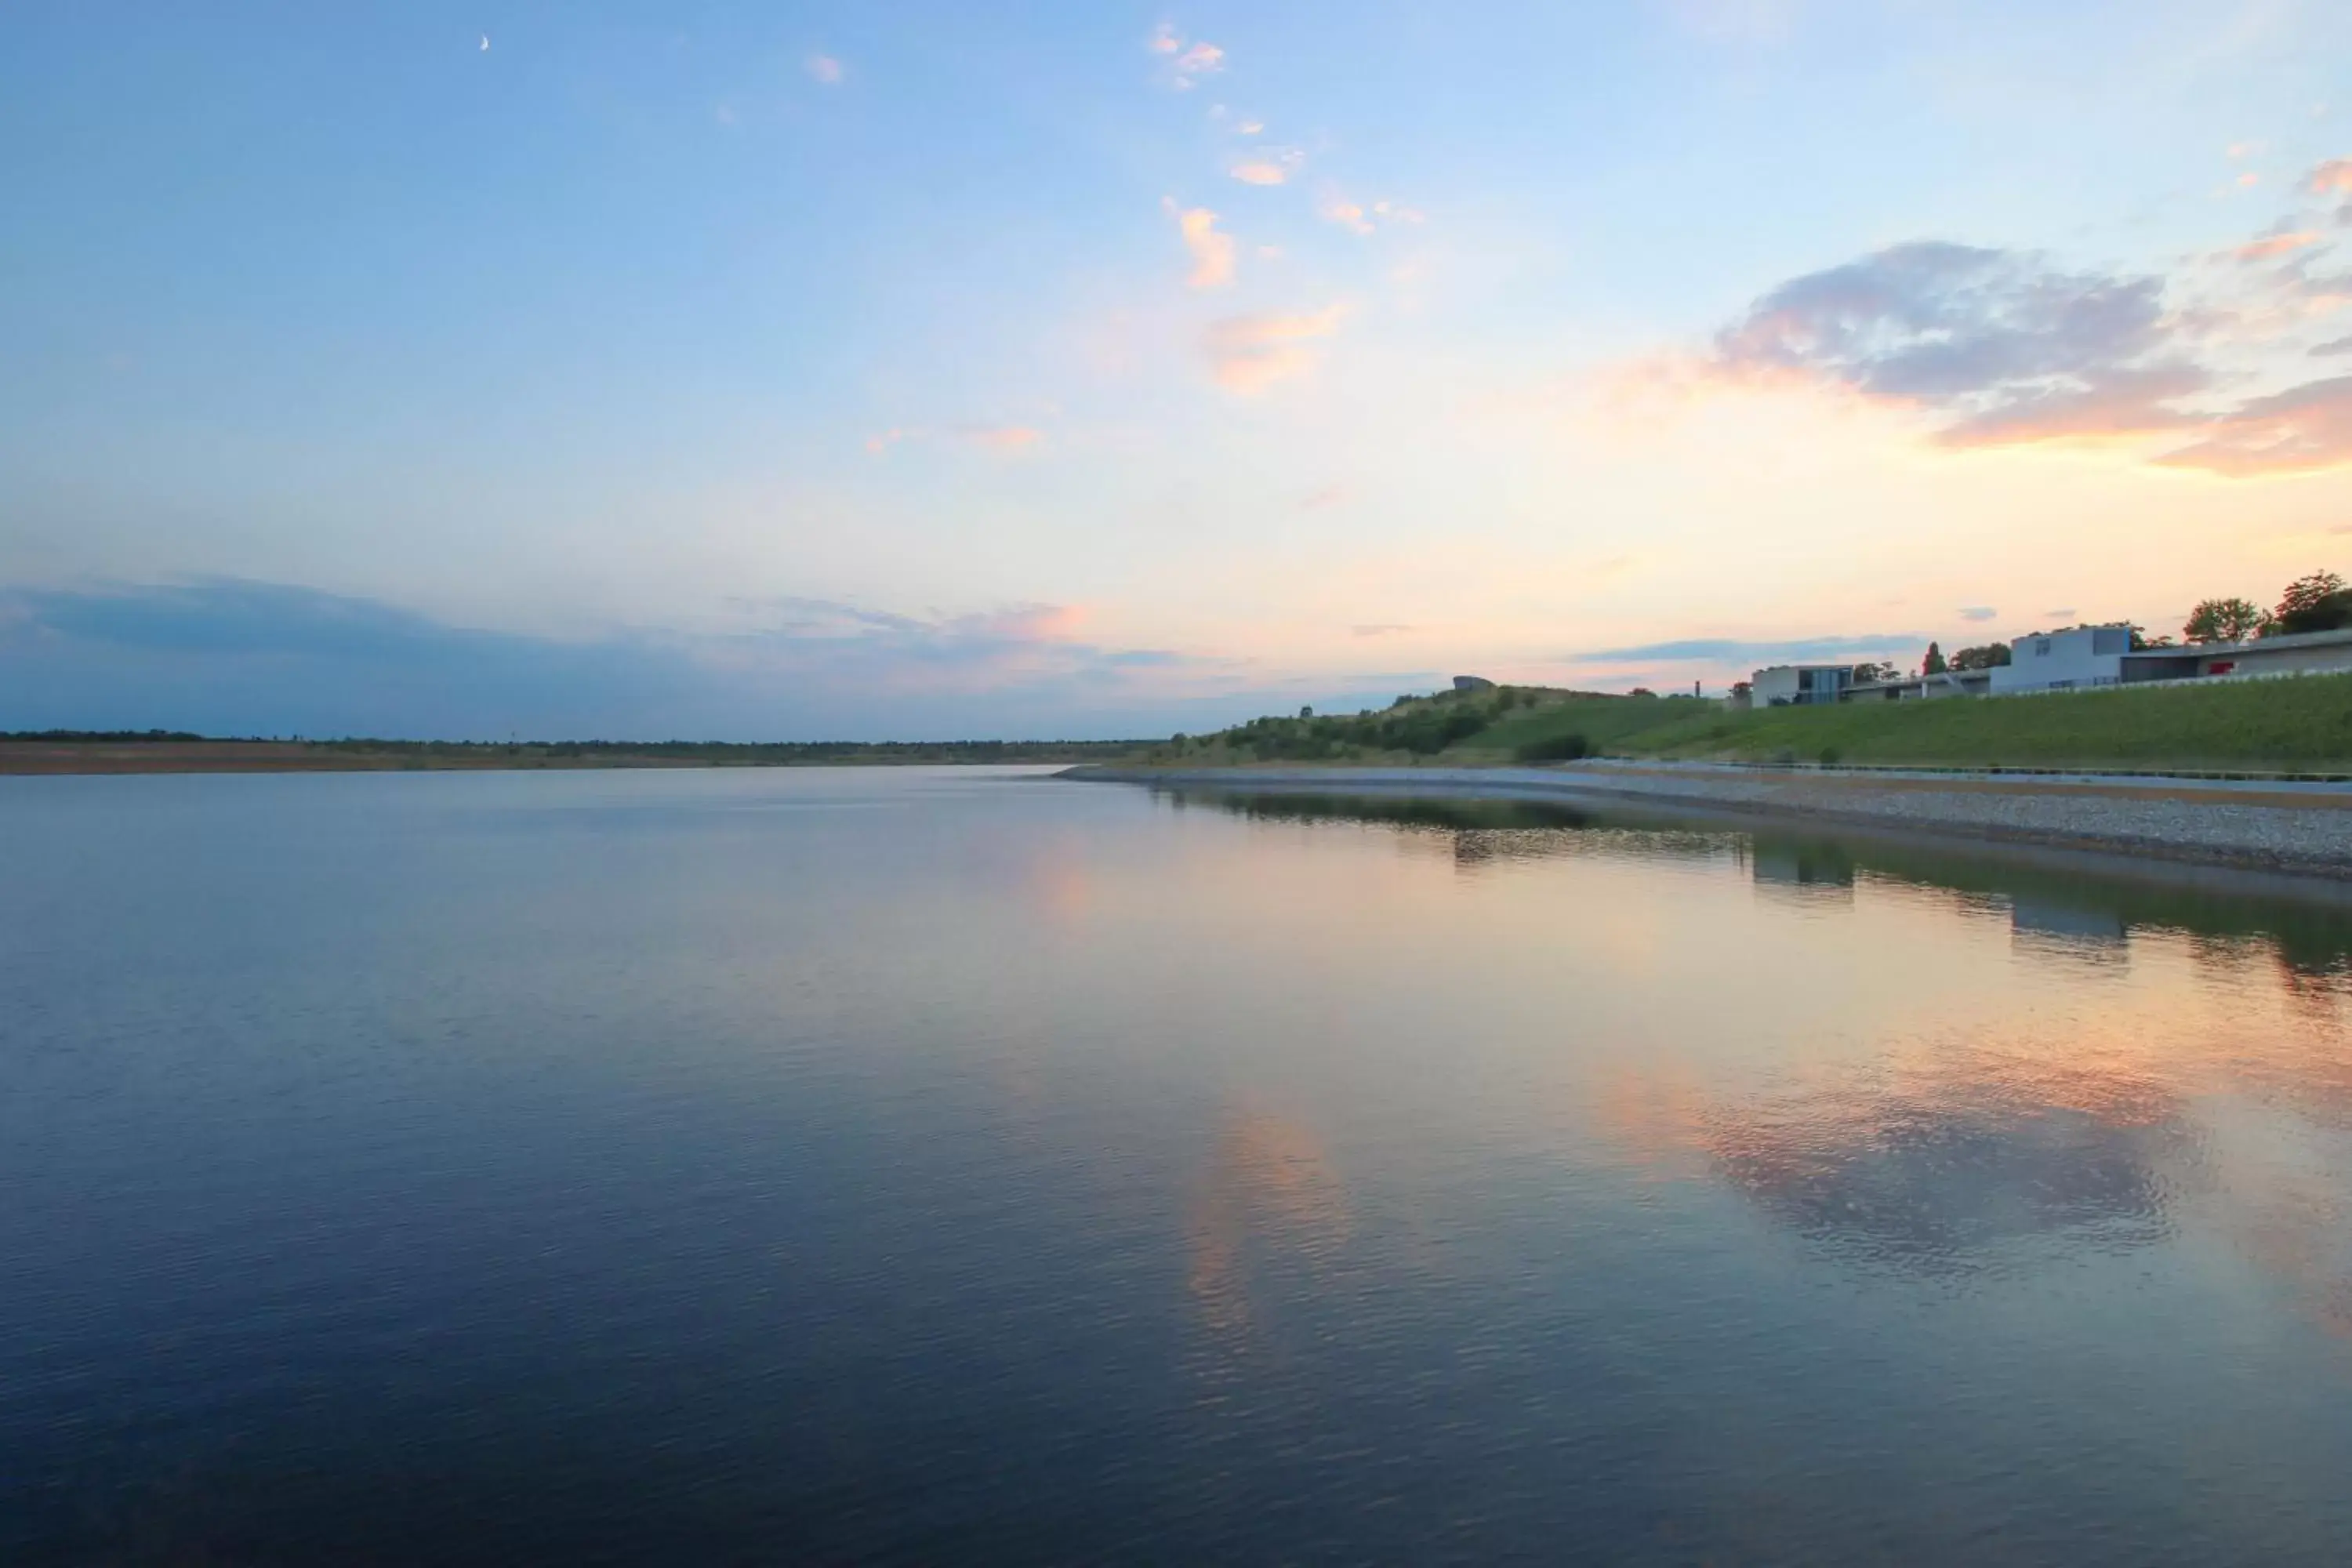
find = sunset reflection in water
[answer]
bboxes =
[1166,788,2351,1343]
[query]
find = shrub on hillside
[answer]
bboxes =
[1516,732,1592,763]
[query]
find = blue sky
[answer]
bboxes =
[5,2,2350,738]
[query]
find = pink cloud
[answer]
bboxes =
[1300,483,1351,510]
[805,53,844,85]
[966,604,1087,642]
[1149,21,1182,54]
[1230,158,1292,187]
[866,425,1047,457]
[2310,158,2352,195]
[1675,238,2352,478]
[2234,230,2322,262]
[1201,306,1346,394]
[1692,243,2216,451]
[1163,198,1237,289]
[954,425,1046,452]
[1318,195,1374,235]
[2155,375,2352,476]
[1174,42,1225,80]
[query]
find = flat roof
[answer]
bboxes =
[2129,625,2352,660]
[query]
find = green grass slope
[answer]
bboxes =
[1153,673,2352,773]
[1454,673,2352,772]
[1450,695,1712,757]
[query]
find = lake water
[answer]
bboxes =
[4,766,2350,1565]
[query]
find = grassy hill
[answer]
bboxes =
[1149,674,2352,773]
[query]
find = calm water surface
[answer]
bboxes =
[4,766,2350,1564]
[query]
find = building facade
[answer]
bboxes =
[1749,664,1853,707]
[1847,670,1993,702]
[1742,626,2352,710]
[2121,626,2352,684]
[1990,625,2132,695]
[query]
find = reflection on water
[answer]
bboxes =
[2010,895,2131,953]
[1748,840,1857,900]
[1178,782,2352,1324]
[1174,782,2352,983]
[1186,1107,1352,1336]
[5,769,2351,1566]
[1701,1054,2197,1275]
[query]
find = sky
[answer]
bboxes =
[4,0,2351,739]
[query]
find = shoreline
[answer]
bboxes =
[0,742,1124,777]
[1063,760,2352,881]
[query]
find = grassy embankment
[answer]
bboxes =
[1151,673,2352,774]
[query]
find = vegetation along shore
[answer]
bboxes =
[1136,670,2352,775]
[0,733,1145,776]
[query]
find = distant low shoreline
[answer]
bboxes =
[1065,760,2352,880]
[0,737,1141,776]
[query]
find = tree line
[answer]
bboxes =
[2180,570,2350,644]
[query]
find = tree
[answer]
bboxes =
[1849,661,1896,684]
[2128,624,2176,651]
[2182,597,2270,644]
[1947,643,2012,671]
[1298,705,1314,720]
[2271,570,2352,636]
[1922,642,1947,675]
[1627,686,1657,698]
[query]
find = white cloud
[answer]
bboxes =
[1163,198,1237,289]
[1318,195,1374,236]
[1172,41,1225,88]
[1230,148,1305,187]
[1201,306,1347,394]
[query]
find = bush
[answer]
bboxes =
[1515,732,1592,763]
[1818,746,1842,766]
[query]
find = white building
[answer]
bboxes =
[1997,622,2352,694]
[1748,664,1853,707]
[1738,623,2352,710]
[1990,625,2132,695]
[1848,670,1993,701]
[2121,625,2352,684]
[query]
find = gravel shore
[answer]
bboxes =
[1066,760,2352,878]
